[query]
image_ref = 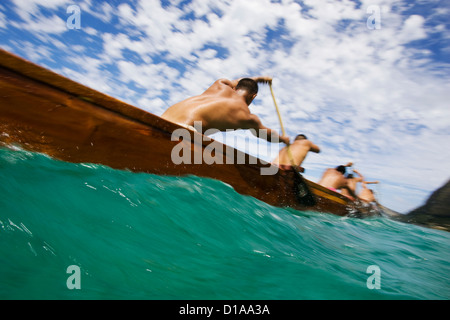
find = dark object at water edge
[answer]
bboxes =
[381,180,450,232]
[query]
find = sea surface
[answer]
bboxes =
[1,147,449,300]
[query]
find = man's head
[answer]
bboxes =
[236,78,258,105]
[336,165,346,175]
[295,134,308,141]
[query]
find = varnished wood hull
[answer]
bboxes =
[0,49,376,217]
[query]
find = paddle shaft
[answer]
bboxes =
[269,83,296,166]
[269,83,287,137]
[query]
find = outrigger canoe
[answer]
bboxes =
[0,49,379,217]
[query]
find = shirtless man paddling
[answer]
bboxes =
[358,181,379,203]
[272,134,320,170]
[161,77,289,144]
[341,168,364,200]
[318,162,354,195]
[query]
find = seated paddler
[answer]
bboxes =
[161,77,290,145]
[272,134,320,172]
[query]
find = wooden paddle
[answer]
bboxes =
[269,82,316,206]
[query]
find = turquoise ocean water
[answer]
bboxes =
[0,147,449,300]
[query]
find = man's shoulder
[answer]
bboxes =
[205,79,237,95]
[210,78,227,86]
[293,139,314,146]
[213,78,235,89]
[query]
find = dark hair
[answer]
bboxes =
[346,173,354,179]
[236,78,258,95]
[336,165,346,174]
[295,134,308,140]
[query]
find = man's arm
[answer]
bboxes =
[309,142,321,153]
[352,169,364,182]
[341,186,358,198]
[239,113,289,144]
[250,76,272,85]
[218,78,237,89]
[227,76,273,88]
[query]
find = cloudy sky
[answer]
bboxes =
[1,0,449,213]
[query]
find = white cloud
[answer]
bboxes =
[10,13,67,34]
[117,59,180,93]
[80,1,116,23]
[0,10,6,29]
[9,40,53,62]
[10,0,69,19]
[137,97,168,115]
[9,0,70,34]
[399,14,427,43]
[84,27,98,36]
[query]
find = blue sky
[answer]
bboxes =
[1,0,449,213]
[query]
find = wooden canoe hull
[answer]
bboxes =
[0,49,373,217]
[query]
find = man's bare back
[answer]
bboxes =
[162,79,248,131]
[358,181,379,203]
[341,169,364,199]
[318,162,353,191]
[272,135,320,167]
[161,77,289,144]
[318,168,348,191]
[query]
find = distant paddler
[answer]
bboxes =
[358,181,379,203]
[272,134,320,172]
[318,162,355,196]
[161,77,290,144]
[341,168,365,200]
